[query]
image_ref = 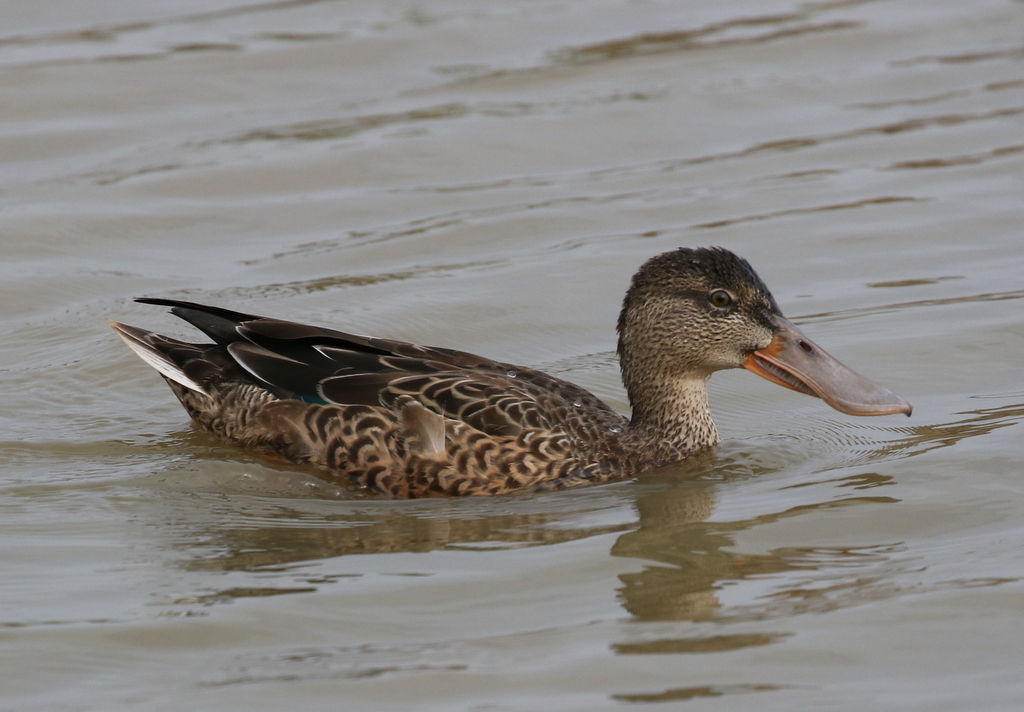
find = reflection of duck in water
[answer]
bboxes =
[111,247,911,497]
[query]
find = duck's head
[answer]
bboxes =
[617,247,912,418]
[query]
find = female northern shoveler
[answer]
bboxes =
[110,247,911,497]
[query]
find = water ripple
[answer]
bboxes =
[888,143,1024,170]
[690,196,921,230]
[796,288,1024,324]
[552,20,859,65]
[894,45,1024,67]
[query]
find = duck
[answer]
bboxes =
[110,247,911,498]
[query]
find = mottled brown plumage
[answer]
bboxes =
[110,247,911,497]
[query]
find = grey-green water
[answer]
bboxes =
[3,1,1023,709]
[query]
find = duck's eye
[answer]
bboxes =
[709,290,733,308]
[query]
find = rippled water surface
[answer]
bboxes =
[3,0,1024,709]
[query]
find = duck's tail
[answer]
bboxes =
[108,321,209,394]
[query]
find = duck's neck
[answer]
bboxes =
[622,374,720,469]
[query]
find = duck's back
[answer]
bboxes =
[112,299,628,497]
